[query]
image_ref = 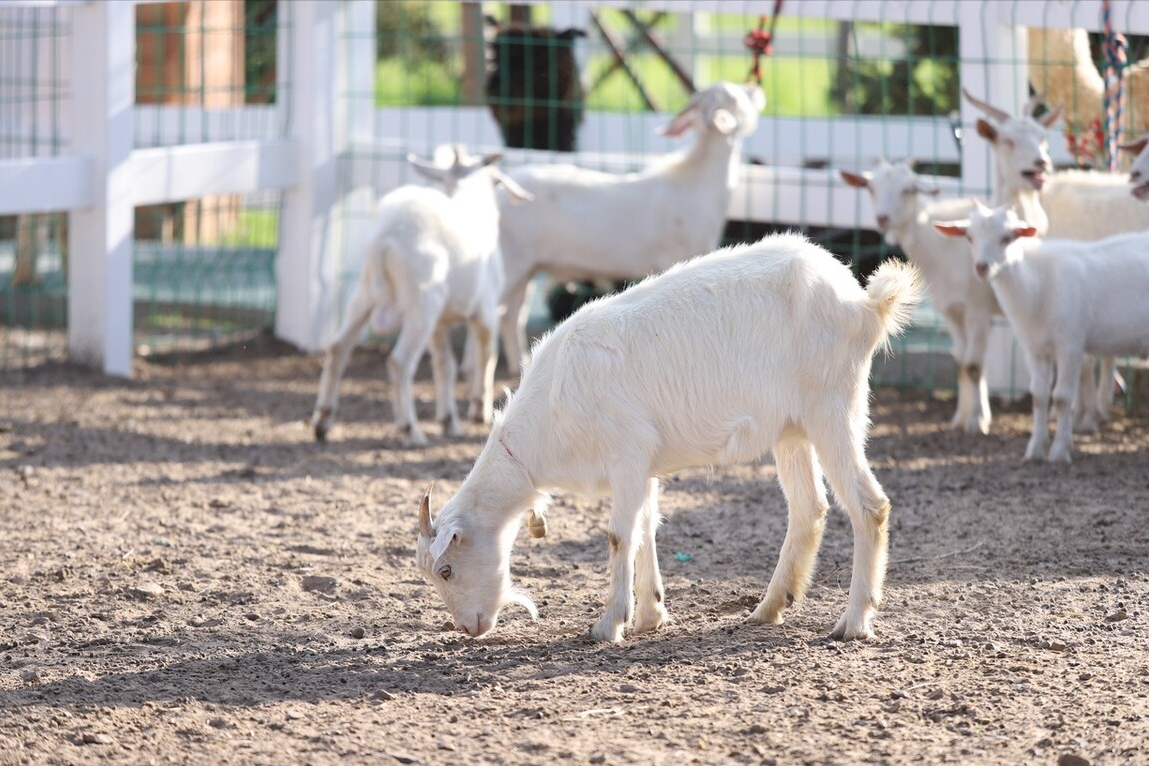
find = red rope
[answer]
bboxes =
[745,0,784,85]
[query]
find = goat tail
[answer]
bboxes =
[863,259,923,351]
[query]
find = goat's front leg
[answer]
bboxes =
[750,437,829,627]
[945,313,973,431]
[633,478,668,634]
[1024,356,1056,461]
[961,314,992,435]
[1049,351,1083,464]
[1073,357,1099,435]
[591,477,648,642]
[428,324,461,437]
[465,314,497,425]
[498,274,535,375]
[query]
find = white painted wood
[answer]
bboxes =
[0,156,94,214]
[66,0,135,377]
[128,140,299,206]
[275,0,376,353]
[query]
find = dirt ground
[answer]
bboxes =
[1,337,1147,766]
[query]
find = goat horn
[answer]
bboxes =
[419,481,434,537]
[962,87,1010,122]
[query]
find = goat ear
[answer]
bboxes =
[932,221,969,238]
[1040,105,1063,129]
[1119,136,1149,154]
[1014,225,1038,239]
[840,169,870,189]
[710,108,738,135]
[408,153,450,184]
[428,525,460,563]
[975,118,998,143]
[658,105,696,138]
[744,83,766,112]
[492,169,534,205]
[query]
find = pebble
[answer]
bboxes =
[388,753,420,764]
[1105,609,1128,623]
[131,582,164,599]
[301,575,337,594]
[81,732,114,745]
[350,626,366,639]
[1057,755,1091,766]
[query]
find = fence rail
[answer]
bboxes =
[1,0,1147,399]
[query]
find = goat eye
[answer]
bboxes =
[438,565,452,581]
[1001,235,1011,245]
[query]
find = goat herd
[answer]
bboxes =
[309,81,1149,644]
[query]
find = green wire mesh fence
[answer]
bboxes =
[1,0,1147,408]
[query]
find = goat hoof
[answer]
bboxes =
[311,408,333,442]
[830,613,875,641]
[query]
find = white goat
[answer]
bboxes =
[964,88,1148,428]
[933,201,1149,463]
[416,233,922,642]
[311,147,533,446]
[1122,134,1149,200]
[841,160,999,434]
[492,80,765,371]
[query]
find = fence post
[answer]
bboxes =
[68,0,136,377]
[275,0,376,353]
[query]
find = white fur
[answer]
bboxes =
[841,160,1000,434]
[1124,134,1149,201]
[964,89,1146,428]
[491,81,765,372]
[933,202,1149,463]
[310,147,531,446]
[416,233,922,642]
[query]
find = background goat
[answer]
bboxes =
[841,159,998,434]
[492,80,764,371]
[934,201,1149,463]
[311,147,532,446]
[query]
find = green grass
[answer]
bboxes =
[371,3,840,115]
[221,209,279,249]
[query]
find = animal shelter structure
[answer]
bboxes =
[1,0,1147,405]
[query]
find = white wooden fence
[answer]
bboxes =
[1,0,1147,381]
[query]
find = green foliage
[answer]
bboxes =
[243,0,277,104]
[375,58,459,107]
[835,24,959,116]
[377,0,449,63]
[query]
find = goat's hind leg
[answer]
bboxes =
[311,281,375,441]
[633,478,668,634]
[805,413,890,640]
[428,324,461,437]
[749,436,830,627]
[387,301,441,447]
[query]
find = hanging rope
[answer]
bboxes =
[745,0,784,86]
[1101,0,1128,171]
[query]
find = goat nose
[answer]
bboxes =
[876,214,890,229]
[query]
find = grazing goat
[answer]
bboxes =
[311,147,532,446]
[493,80,765,371]
[416,233,922,642]
[485,20,585,152]
[842,160,999,434]
[964,88,1144,429]
[933,201,1149,463]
